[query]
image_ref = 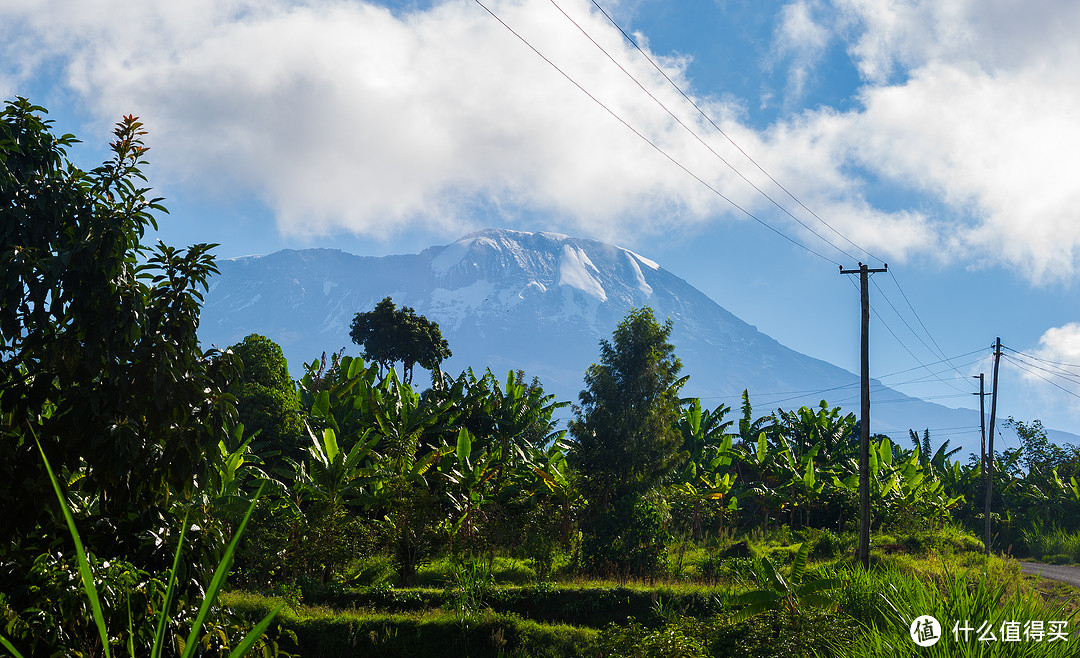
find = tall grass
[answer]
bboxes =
[0,439,283,657]
[827,562,1076,657]
[1021,522,1080,562]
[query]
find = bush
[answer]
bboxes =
[594,611,860,658]
[582,491,672,580]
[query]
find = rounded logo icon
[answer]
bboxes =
[910,615,942,647]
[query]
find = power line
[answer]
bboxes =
[549,0,861,263]
[872,277,953,371]
[472,0,842,266]
[1007,350,1080,371]
[887,269,973,382]
[1002,353,1080,400]
[582,0,981,402]
[588,0,882,265]
[480,0,985,425]
[848,277,973,395]
[1004,351,1080,387]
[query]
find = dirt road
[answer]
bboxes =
[1019,561,1080,588]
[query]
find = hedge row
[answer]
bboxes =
[296,584,729,628]
[226,594,598,658]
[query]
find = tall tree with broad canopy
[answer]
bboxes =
[349,296,451,385]
[0,98,239,563]
[570,306,687,503]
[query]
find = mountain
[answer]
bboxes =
[198,228,1039,456]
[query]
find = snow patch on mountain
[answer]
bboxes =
[428,280,496,329]
[558,245,607,302]
[430,240,469,274]
[624,250,653,298]
[628,250,660,270]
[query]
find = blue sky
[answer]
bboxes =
[4,0,1080,444]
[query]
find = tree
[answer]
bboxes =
[569,307,687,576]
[0,99,238,557]
[230,333,304,461]
[349,296,451,384]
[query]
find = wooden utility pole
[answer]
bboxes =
[984,338,1002,556]
[974,373,986,469]
[841,262,887,568]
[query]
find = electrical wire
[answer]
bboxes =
[846,277,974,396]
[549,0,862,263]
[1005,349,1080,371]
[585,0,981,398]
[1007,356,1080,387]
[478,0,986,420]
[588,0,883,265]
[1002,353,1080,401]
[473,0,843,266]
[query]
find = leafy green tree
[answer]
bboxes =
[570,307,687,575]
[349,296,451,384]
[230,334,304,461]
[571,307,687,503]
[1004,417,1077,474]
[0,99,288,655]
[0,99,238,559]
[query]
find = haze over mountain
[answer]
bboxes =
[199,229,1060,457]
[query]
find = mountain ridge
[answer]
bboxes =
[198,228,1060,456]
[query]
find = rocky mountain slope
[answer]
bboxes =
[199,229,1010,455]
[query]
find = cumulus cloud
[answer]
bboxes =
[0,0,755,242]
[2,0,1079,279]
[770,0,831,105]
[774,0,1080,281]
[1009,323,1080,421]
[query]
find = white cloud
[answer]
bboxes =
[771,0,831,104]
[1009,323,1080,423]
[1033,324,1080,367]
[772,0,1080,281]
[0,0,931,257]
[0,0,761,243]
[3,0,1080,280]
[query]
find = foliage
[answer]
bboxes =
[0,442,284,657]
[0,98,239,567]
[348,296,451,384]
[571,307,686,576]
[230,334,304,463]
[828,564,1077,658]
[729,542,843,622]
[571,307,687,503]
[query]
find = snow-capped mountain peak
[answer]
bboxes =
[198,228,1006,455]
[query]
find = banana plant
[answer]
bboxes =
[678,398,733,479]
[735,390,777,448]
[367,367,456,479]
[777,401,856,463]
[530,438,578,547]
[443,427,499,550]
[730,542,843,622]
[300,354,382,445]
[737,431,794,532]
[289,425,379,511]
[207,423,287,518]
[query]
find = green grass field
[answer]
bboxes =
[223,526,1079,657]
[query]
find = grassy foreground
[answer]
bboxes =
[223,527,1080,657]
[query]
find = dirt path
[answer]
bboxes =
[1019,561,1080,588]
